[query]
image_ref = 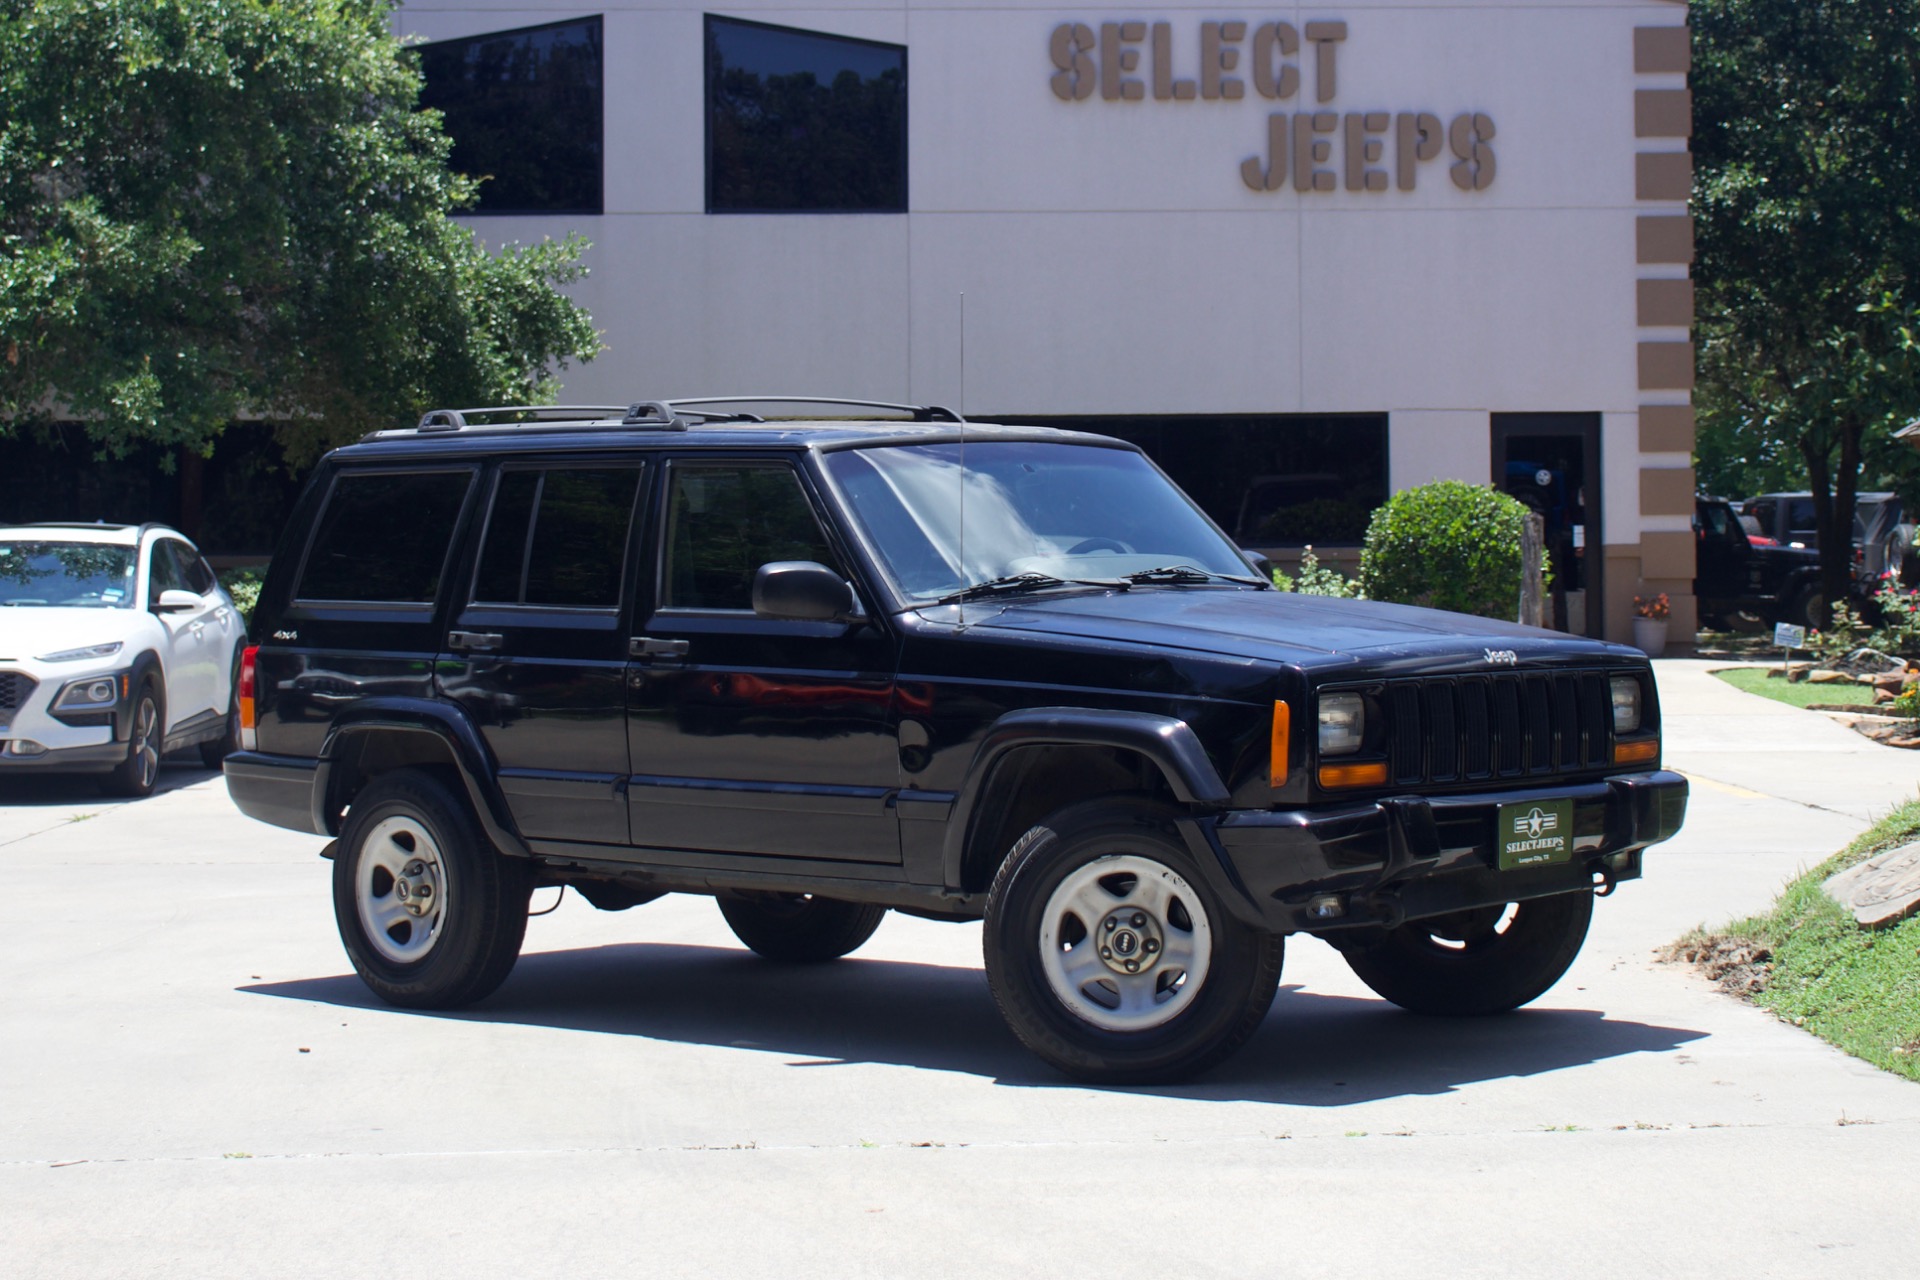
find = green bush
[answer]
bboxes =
[218,565,265,626]
[1272,546,1363,598]
[1358,481,1531,620]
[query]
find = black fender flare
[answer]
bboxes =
[941,707,1263,925]
[314,698,531,859]
[117,650,166,742]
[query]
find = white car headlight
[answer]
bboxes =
[1610,675,1643,734]
[37,641,124,663]
[1318,692,1366,755]
[54,676,121,709]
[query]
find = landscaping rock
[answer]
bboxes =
[1809,669,1854,683]
[1822,842,1920,928]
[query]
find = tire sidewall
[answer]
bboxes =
[984,803,1276,1081]
[331,772,522,1006]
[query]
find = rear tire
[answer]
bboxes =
[1341,891,1593,1016]
[716,892,887,962]
[983,798,1283,1084]
[1786,585,1828,632]
[199,651,241,769]
[333,769,530,1008]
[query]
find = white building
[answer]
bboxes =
[398,0,1698,642]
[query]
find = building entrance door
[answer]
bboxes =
[1492,414,1603,638]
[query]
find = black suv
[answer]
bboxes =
[225,399,1688,1082]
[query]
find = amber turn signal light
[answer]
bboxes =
[1318,760,1389,789]
[1270,701,1291,787]
[1613,738,1658,765]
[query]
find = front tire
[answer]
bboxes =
[716,892,887,961]
[1341,891,1593,1016]
[333,769,530,1008]
[983,799,1283,1084]
[101,681,163,798]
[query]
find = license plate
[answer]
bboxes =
[1497,799,1574,870]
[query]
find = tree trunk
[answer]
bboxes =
[1800,416,1864,632]
[176,447,205,541]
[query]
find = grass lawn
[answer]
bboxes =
[1671,799,1920,1082]
[1712,665,1879,709]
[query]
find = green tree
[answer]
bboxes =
[1693,0,1920,612]
[0,0,600,464]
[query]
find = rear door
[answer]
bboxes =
[267,467,479,760]
[437,459,646,845]
[624,456,901,863]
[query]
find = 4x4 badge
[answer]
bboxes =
[273,629,298,641]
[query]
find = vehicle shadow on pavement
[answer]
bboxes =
[0,758,211,807]
[243,942,1708,1104]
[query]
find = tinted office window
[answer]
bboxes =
[664,465,838,610]
[1008,416,1390,546]
[705,15,907,213]
[298,471,473,603]
[417,17,604,214]
[474,467,641,608]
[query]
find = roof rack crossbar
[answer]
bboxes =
[663,396,967,425]
[416,405,631,432]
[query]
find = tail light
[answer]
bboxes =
[238,645,258,751]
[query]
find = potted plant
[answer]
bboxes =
[1633,592,1671,657]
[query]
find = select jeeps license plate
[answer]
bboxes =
[1497,798,1574,870]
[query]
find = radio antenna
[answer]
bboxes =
[957,291,968,629]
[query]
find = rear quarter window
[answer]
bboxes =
[295,469,474,604]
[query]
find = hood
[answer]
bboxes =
[919,588,1631,674]
[0,607,139,663]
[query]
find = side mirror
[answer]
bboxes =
[1242,550,1276,582]
[153,589,200,614]
[752,562,857,622]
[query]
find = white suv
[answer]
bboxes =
[0,523,243,796]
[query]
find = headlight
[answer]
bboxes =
[37,641,123,663]
[54,676,121,710]
[1610,675,1643,734]
[1318,692,1366,755]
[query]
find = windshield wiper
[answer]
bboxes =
[937,573,1125,604]
[1122,565,1265,586]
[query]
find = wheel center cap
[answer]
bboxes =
[1097,909,1164,975]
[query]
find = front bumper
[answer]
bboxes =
[1203,771,1688,934]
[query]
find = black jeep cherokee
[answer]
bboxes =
[225,398,1688,1083]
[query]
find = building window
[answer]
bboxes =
[704,15,907,214]
[417,17,604,215]
[1004,416,1390,547]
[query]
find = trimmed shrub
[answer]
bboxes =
[1358,481,1530,620]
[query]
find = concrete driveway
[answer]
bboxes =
[3,661,1917,1277]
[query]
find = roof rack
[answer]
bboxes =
[662,396,965,424]
[397,396,967,439]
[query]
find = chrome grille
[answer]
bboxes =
[1378,670,1617,787]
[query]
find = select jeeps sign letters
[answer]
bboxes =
[1047,19,1497,194]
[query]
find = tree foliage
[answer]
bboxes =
[1693,0,1920,608]
[1358,481,1531,620]
[0,0,600,462]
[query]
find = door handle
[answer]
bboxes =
[448,631,505,652]
[629,637,690,660]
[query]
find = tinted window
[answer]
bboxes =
[417,17,604,214]
[298,471,473,604]
[664,464,837,610]
[170,542,216,594]
[474,466,641,608]
[147,540,185,602]
[705,15,907,213]
[1005,415,1389,546]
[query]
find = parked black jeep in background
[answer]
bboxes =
[1694,495,1830,631]
[225,399,1688,1082]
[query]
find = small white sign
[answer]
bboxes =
[1774,622,1807,650]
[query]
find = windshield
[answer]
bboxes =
[822,441,1256,603]
[0,541,138,608]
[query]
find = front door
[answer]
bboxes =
[626,457,900,863]
[146,538,219,725]
[437,460,646,846]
